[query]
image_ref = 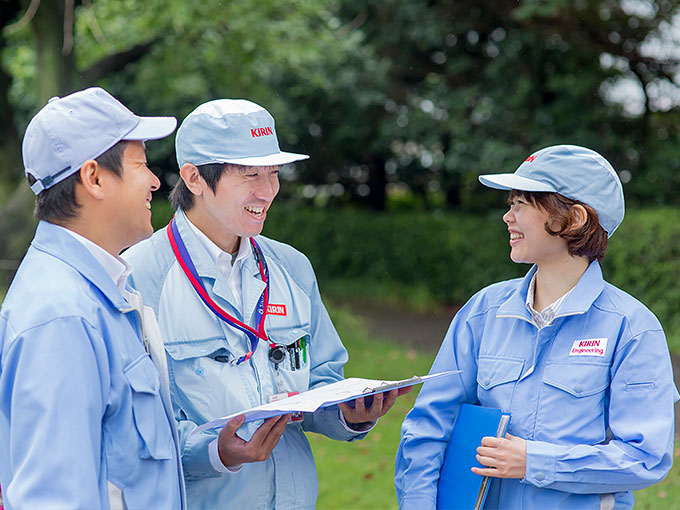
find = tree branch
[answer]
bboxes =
[81,38,159,84]
[4,0,40,35]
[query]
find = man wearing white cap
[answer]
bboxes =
[0,87,185,509]
[396,145,678,509]
[124,99,407,508]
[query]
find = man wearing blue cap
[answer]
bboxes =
[124,99,407,508]
[0,87,185,509]
[395,145,678,509]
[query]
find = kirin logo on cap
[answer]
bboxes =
[525,155,537,163]
[251,127,274,138]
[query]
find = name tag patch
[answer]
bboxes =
[570,338,607,357]
[267,304,287,316]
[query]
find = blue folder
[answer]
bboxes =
[436,404,510,510]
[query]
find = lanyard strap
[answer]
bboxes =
[166,217,272,365]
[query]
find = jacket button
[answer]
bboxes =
[196,368,204,375]
[536,472,545,482]
[574,384,583,394]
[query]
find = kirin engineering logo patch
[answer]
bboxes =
[569,338,607,357]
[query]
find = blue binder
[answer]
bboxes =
[436,404,510,510]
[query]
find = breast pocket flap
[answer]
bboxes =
[477,357,524,390]
[165,338,229,361]
[543,362,609,397]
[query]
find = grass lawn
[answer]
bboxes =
[312,305,680,509]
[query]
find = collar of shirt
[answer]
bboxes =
[183,216,252,280]
[525,273,574,329]
[58,225,132,296]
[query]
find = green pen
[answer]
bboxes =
[300,337,307,363]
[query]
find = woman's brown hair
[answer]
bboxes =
[509,190,608,262]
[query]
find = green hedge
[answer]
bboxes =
[151,203,680,352]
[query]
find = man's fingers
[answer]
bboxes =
[260,414,290,453]
[380,389,399,413]
[250,415,285,444]
[397,385,414,396]
[221,414,246,437]
[354,396,367,414]
[337,402,352,416]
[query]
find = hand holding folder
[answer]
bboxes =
[436,404,510,510]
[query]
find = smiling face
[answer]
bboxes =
[190,164,280,252]
[502,192,569,266]
[103,140,160,252]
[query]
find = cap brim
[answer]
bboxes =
[479,173,556,192]
[218,151,309,166]
[125,116,177,141]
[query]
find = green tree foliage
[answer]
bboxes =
[320,0,680,211]
[0,0,364,284]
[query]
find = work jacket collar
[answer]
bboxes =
[31,220,130,311]
[174,210,222,281]
[496,260,606,322]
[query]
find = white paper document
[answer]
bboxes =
[193,370,460,433]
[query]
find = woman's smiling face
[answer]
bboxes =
[502,192,569,266]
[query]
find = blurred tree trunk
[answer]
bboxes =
[32,0,79,102]
[0,0,22,183]
[0,0,158,282]
[0,0,78,275]
[0,59,22,184]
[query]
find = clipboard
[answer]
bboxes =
[193,370,460,433]
[436,404,511,510]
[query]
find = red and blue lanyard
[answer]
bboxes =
[166,217,275,365]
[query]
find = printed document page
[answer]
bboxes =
[194,370,460,433]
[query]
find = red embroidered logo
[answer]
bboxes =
[267,304,287,316]
[251,127,274,137]
[525,155,537,163]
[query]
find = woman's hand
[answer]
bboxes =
[471,433,527,479]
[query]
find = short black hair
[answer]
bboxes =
[169,163,230,211]
[27,140,128,222]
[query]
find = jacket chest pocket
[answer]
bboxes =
[268,327,311,394]
[476,356,524,409]
[164,337,247,408]
[539,362,610,443]
[123,355,173,460]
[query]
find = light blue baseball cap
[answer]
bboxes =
[23,87,177,195]
[175,99,309,168]
[479,144,625,236]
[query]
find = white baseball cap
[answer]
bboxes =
[175,99,309,168]
[23,87,177,194]
[479,145,625,236]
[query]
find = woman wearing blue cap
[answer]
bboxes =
[395,145,678,509]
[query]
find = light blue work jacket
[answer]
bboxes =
[0,221,183,509]
[395,261,678,510]
[124,210,367,510]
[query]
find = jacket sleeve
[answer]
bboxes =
[524,326,678,493]
[300,273,370,441]
[175,419,223,479]
[395,300,481,510]
[0,317,107,509]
